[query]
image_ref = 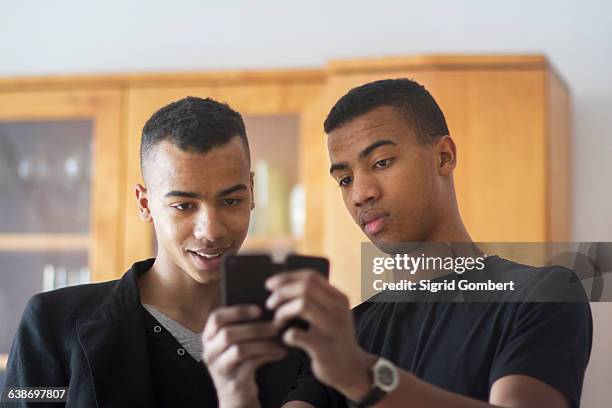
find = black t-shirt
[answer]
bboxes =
[143,306,219,407]
[285,256,593,408]
[142,306,304,408]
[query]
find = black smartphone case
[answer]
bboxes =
[221,253,329,324]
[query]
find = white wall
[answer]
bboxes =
[2,0,610,239]
[2,1,611,406]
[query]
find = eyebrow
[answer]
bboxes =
[329,139,397,174]
[359,139,397,158]
[218,184,248,197]
[164,191,203,199]
[164,184,247,200]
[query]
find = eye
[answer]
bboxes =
[374,158,393,169]
[338,176,353,188]
[222,198,242,207]
[171,203,194,211]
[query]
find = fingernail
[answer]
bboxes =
[265,277,276,290]
[265,295,274,309]
[282,329,292,344]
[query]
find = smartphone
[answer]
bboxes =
[221,253,330,325]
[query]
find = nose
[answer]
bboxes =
[350,173,381,208]
[193,207,228,242]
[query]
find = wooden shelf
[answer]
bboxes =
[0,68,324,91]
[0,234,89,251]
[0,353,7,371]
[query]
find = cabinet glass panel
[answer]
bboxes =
[243,115,301,259]
[0,119,93,380]
[0,251,88,363]
[0,120,93,233]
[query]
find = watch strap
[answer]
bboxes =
[348,387,386,407]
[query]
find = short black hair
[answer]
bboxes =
[140,96,249,179]
[324,78,449,144]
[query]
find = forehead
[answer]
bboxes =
[327,106,416,160]
[146,138,250,192]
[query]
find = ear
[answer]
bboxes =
[435,136,457,176]
[134,183,153,222]
[249,171,256,210]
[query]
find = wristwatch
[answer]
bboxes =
[348,357,399,407]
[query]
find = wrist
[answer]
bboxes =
[336,351,378,401]
[218,398,260,408]
[217,390,260,408]
[346,357,400,408]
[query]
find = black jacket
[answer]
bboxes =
[4,259,302,407]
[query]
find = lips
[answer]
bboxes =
[191,249,224,258]
[187,248,228,271]
[359,210,390,235]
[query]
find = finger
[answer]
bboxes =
[267,270,348,310]
[266,269,326,290]
[203,321,278,364]
[203,305,261,340]
[266,278,315,310]
[212,340,286,376]
[266,271,338,310]
[272,296,331,331]
[282,327,317,356]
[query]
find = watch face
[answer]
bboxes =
[376,366,394,387]
[373,359,399,393]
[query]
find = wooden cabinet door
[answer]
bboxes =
[0,90,124,280]
[0,89,123,367]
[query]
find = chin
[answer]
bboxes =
[372,240,399,254]
[189,269,221,285]
[369,235,395,254]
[371,232,423,254]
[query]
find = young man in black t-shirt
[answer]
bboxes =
[205,79,592,408]
[282,254,591,407]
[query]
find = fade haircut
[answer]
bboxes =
[323,78,449,144]
[140,96,249,180]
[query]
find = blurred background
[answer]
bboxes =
[0,1,610,406]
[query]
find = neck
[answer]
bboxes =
[425,186,473,243]
[406,193,481,280]
[138,253,219,333]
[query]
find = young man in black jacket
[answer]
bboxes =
[4,96,299,407]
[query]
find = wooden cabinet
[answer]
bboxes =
[317,55,571,303]
[0,55,571,314]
